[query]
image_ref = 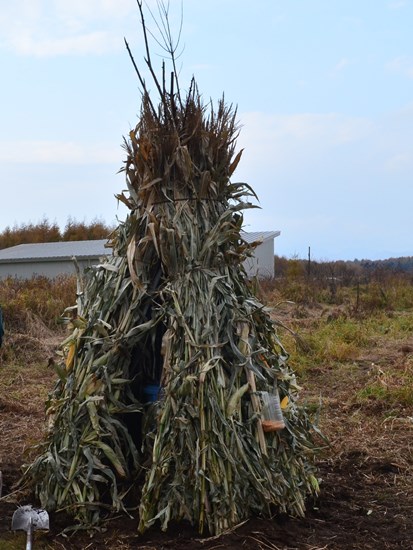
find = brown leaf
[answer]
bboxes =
[228,149,244,177]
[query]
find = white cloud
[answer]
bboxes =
[386,56,413,78]
[242,112,372,143]
[54,0,135,22]
[10,30,118,57]
[237,111,374,172]
[388,0,408,9]
[233,106,413,201]
[0,141,119,164]
[0,0,138,56]
[330,57,351,77]
[384,151,413,172]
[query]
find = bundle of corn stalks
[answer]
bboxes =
[24,1,321,535]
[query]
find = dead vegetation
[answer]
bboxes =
[0,272,412,548]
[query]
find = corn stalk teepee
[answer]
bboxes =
[24,1,321,535]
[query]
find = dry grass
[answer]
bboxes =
[0,271,412,548]
[0,362,54,489]
[1,302,412,548]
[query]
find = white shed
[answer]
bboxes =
[0,240,109,279]
[241,231,280,279]
[0,231,280,279]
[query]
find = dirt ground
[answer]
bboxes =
[0,310,412,549]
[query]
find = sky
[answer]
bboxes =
[0,0,412,261]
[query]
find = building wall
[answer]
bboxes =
[243,239,275,278]
[0,241,276,279]
[0,258,98,279]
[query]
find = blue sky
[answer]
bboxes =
[0,0,412,260]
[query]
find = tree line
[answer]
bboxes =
[274,254,413,283]
[0,217,115,249]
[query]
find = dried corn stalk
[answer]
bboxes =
[24,1,321,535]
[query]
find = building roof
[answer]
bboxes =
[0,231,280,264]
[240,231,280,244]
[0,240,109,263]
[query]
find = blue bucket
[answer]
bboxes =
[143,384,161,403]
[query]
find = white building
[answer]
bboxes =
[0,240,109,279]
[0,231,280,280]
[242,231,280,279]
